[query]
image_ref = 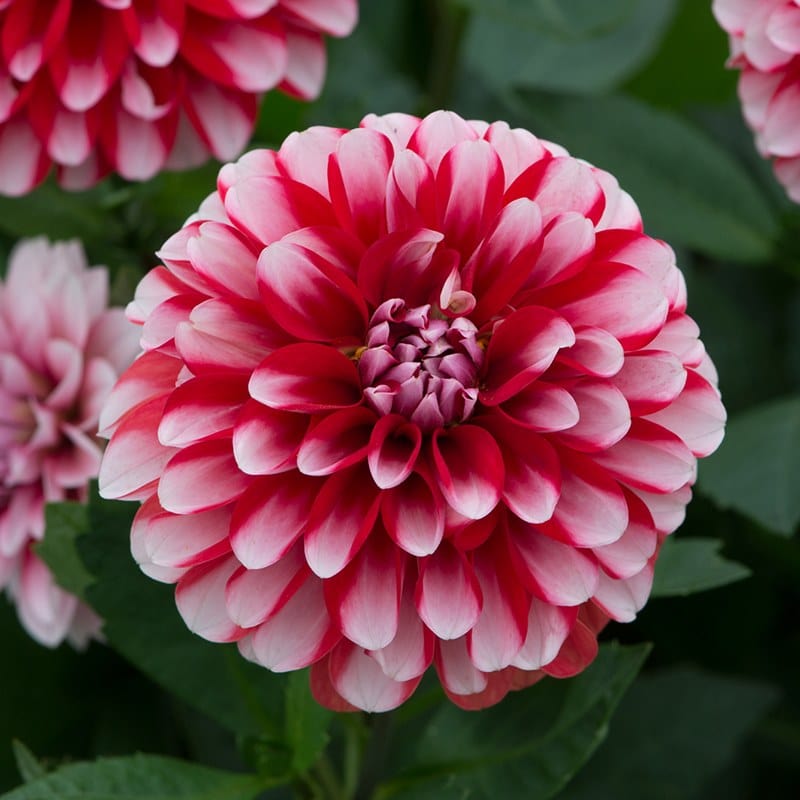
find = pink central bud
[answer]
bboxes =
[358,299,484,432]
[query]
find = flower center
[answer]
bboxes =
[357,299,484,432]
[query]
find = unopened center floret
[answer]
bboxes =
[357,299,484,431]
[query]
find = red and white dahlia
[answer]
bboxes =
[98,110,726,712]
[0,0,358,195]
[0,238,139,647]
[713,0,800,201]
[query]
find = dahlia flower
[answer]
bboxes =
[98,110,726,712]
[0,0,358,196]
[713,0,800,201]
[1,238,139,647]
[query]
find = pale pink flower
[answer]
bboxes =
[0,0,358,195]
[98,111,726,712]
[1,238,139,647]
[713,0,800,201]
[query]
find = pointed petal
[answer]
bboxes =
[230,472,319,568]
[142,503,232,569]
[541,618,598,678]
[382,471,445,556]
[325,531,403,650]
[592,490,657,579]
[232,399,308,476]
[175,556,244,642]
[98,394,175,500]
[369,583,434,681]
[328,641,421,712]
[225,543,309,627]
[511,599,576,671]
[158,439,250,514]
[249,343,362,412]
[464,197,543,323]
[508,516,599,606]
[257,240,367,342]
[303,464,382,578]
[645,369,726,458]
[415,542,482,640]
[467,534,528,671]
[594,419,696,493]
[296,406,375,476]
[158,374,248,447]
[328,128,393,243]
[431,425,504,519]
[555,379,631,453]
[245,577,340,671]
[481,306,575,405]
[548,453,629,547]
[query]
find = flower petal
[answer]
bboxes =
[431,424,504,519]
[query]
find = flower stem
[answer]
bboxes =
[353,712,395,800]
[427,0,470,111]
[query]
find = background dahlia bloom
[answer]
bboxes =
[713,0,800,201]
[98,110,726,712]
[0,238,139,647]
[0,0,358,195]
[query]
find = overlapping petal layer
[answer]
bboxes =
[1,238,140,646]
[0,0,358,194]
[713,0,800,201]
[99,111,726,711]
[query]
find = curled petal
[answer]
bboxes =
[431,425,504,519]
[367,414,422,489]
[296,406,375,476]
[481,306,575,405]
[249,343,362,412]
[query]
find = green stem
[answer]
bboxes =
[427,0,470,111]
[354,712,395,800]
[313,752,347,800]
[342,717,363,799]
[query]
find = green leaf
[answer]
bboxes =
[37,503,93,602]
[10,743,45,784]
[284,672,333,774]
[51,489,288,740]
[374,643,650,800]
[510,91,779,263]
[460,0,677,94]
[700,396,800,536]
[0,754,264,800]
[557,668,778,800]
[651,537,751,597]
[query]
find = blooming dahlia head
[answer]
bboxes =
[98,110,726,712]
[0,238,139,647]
[0,0,358,195]
[713,0,800,201]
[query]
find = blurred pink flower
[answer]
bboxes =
[713,0,800,201]
[1,238,139,647]
[0,0,358,195]
[99,111,726,711]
